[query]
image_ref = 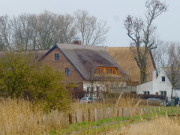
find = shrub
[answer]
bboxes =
[0,51,70,112]
[0,52,31,98]
[30,65,71,112]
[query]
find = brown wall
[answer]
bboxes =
[42,47,84,91]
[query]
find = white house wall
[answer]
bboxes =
[154,69,172,99]
[137,81,152,94]
[174,89,180,98]
[83,81,126,92]
[83,81,106,92]
[137,69,176,100]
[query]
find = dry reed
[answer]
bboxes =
[0,98,66,135]
[108,117,180,135]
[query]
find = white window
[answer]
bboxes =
[144,91,150,95]
[160,91,167,96]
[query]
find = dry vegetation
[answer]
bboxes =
[0,98,67,135]
[108,117,180,135]
[0,96,178,135]
[0,96,141,135]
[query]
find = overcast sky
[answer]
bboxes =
[0,0,179,47]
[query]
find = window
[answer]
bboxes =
[106,68,109,74]
[144,91,150,95]
[65,68,70,76]
[101,68,104,75]
[96,67,118,75]
[73,87,78,91]
[160,91,167,96]
[96,68,101,74]
[113,69,116,74]
[96,67,104,75]
[106,68,112,74]
[162,76,165,82]
[55,54,59,61]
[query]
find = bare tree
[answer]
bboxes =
[75,10,109,46]
[0,16,12,50]
[152,40,169,73]
[35,11,57,50]
[54,14,76,44]
[11,14,36,50]
[164,44,180,105]
[124,0,167,84]
[0,10,109,50]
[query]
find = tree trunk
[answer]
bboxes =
[140,66,147,84]
[171,86,174,106]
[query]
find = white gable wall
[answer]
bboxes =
[154,69,172,99]
[137,69,177,100]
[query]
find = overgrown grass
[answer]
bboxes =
[108,116,180,135]
[0,98,67,135]
[0,97,179,135]
[55,106,180,135]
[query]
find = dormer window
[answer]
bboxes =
[113,69,116,74]
[55,54,59,61]
[162,76,165,82]
[96,67,118,75]
[106,68,112,74]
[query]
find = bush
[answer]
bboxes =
[30,65,70,112]
[0,52,31,98]
[0,51,70,112]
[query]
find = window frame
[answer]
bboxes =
[55,53,60,61]
[73,87,78,91]
[144,91,150,95]
[65,68,70,76]
[160,91,167,96]
[96,67,119,75]
[162,76,165,82]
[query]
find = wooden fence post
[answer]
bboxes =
[75,112,78,123]
[69,113,72,124]
[176,107,178,115]
[107,107,110,118]
[88,109,91,122]
[82,112,85,122]
[95,108,97,121]
[141,108,143,115]
[117,109,119,117]
[122,107,124,117]
[172,107,174,113]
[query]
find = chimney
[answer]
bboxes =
[73,39,81,45]
[152,70,157,80]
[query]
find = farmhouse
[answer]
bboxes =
[14,43,156,97]
[107,47,156,85]
[40,42,128,97]
[137,68,180,101]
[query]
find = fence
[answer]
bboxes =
[67,106,177,125]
